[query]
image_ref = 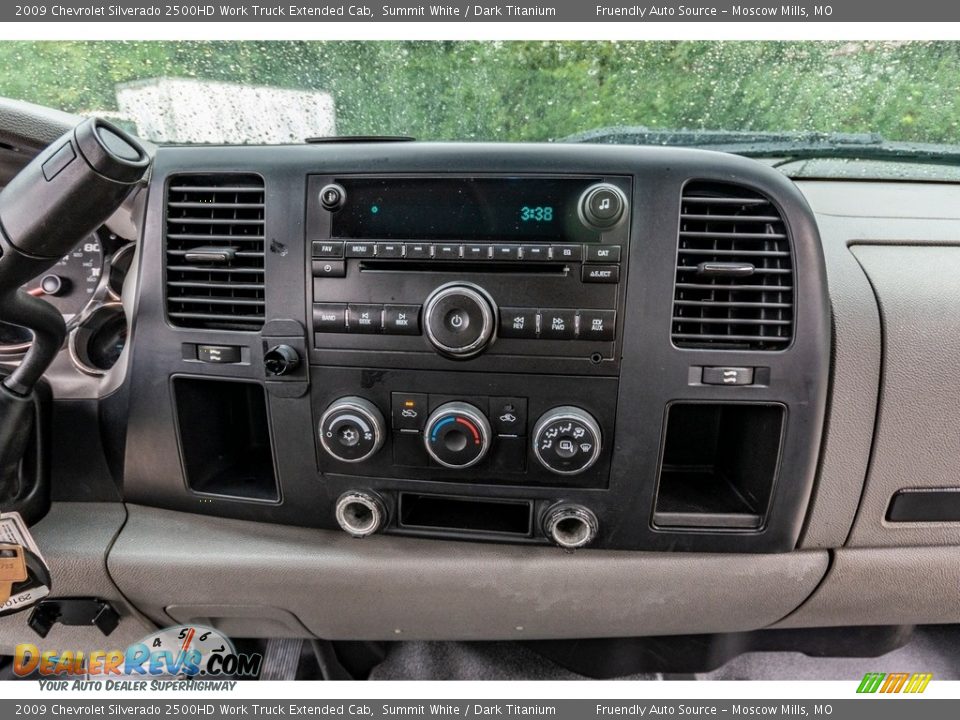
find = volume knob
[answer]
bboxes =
[423,282,497,359]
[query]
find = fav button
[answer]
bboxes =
[312,241,344,258]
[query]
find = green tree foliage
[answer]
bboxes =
[0,41,957,143]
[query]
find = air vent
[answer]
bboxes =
[672,181,793,350]
[165,174,265,331]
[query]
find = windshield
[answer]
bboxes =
[2,41,958,154]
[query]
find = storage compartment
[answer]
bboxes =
[398,493,532,536]
[173,377,279,502]
[654,403,784,529]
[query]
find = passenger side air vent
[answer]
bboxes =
[165,174,265,331]
[672,181,793,350]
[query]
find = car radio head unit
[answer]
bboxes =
[306,173,631,373]
[329,177,606,242]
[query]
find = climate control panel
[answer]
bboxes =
[311,367,617,489]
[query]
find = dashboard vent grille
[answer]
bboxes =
[672,181,793,350]
[165,174,265,331]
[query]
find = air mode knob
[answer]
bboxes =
[532,406,602,476]
[423,282,497,359]
[424,401,492,469]
[319,396,386,463]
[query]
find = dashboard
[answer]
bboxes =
[119,143,830,554]
[7,123,960,651]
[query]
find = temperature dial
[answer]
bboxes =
[532,406,602,476]
[424,401,492,469]
[319,396,385,463]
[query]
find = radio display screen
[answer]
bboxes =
[331,177,602,241]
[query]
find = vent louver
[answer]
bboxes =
[672,181,793,350]
[165,174,265,331]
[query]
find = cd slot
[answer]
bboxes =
[360,260,568,275]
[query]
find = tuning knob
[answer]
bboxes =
[423,401,492,469]
[532,406,602,475]
[578,183,627,229]
[423,282,497,359]
[319,396,385,463]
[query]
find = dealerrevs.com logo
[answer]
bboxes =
[857,672,933,694]
[14,625,262,682]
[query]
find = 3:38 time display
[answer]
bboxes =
[520,206,554,222]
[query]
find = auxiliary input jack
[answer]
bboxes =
[335,491,387,538]
[543,504,599,550]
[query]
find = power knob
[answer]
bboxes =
[423,282,497,359]
[424,401,492,469]
[532,406,602,476]
[319,396,385,463]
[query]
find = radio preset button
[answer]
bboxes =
[493,244,520,261]
[464,244,492,260]
[347,304,383,333]
[423,283,497,358]
[312,260,346,278]
[577,310,616,341]
[435,243,462,260]
[541,309,577,340]
[522,244,550,261]
[313,303,348,333]
[582,264,620,283]
[312,241,344,258]
[405,243,433,260]
[551,244,582,262]
[384,304,421,335]
[585,245,622,263]
[376,242,405,258]
[498,307,538,339]
[345,242,376,258]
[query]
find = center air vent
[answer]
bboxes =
[672,181,793,350]
[165,174,265,331]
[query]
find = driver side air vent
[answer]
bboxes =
[165,174,265,331]
[672,181,793,350]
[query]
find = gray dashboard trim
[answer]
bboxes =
[108,504,828,641]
